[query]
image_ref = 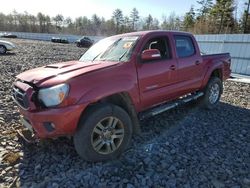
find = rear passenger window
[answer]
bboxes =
[174,36,195,58]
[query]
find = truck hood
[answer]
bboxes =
[16,60,118,86]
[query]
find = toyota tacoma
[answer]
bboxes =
[13,31,231,161]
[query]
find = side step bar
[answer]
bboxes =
[139,92,204,120]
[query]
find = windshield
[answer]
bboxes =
[79,36,139,62]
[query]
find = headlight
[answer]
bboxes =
[38,84,69,107]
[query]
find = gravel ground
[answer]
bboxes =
[0,39,249,188]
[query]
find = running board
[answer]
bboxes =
[139,92,204,120]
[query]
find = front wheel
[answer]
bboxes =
[0,45,7,54]
[74,104,133,162]
[200,77,223,109]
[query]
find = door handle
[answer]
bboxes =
[195,60,201,65]
[170,65,176,70]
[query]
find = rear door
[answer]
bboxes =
[174,35,204,93]
[136,35,178,110]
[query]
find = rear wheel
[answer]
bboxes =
[200,77,223,109]
[74,104,132,162]
[0,45,7,54]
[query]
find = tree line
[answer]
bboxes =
[0,0,249,36]
[183,0,250,34]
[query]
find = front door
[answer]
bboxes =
[137,35,178,110]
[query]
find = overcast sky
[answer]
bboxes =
[0,0,245,21]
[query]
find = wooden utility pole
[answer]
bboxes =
[244,0,250,33]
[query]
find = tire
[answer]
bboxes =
[74,103,133,162]
[200,77,223,109]
[0,45,7,54]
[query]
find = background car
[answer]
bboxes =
[0,40,16,54]
[51,37,69,44]
[75,36,94,48]
[0,32,18,38]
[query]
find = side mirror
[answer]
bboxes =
[141,49,161,61]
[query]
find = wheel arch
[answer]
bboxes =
[201,63,223,89]
[210,68,223,80]
[77,92,141,135]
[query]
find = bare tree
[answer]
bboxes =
[243,0,250,33]
[91,14,101,35]
[53,14,64,31]
[144,14,153,30]
[161,12,181,30]
[37,12,46,32]
[112,9,124,33]
[183,6,195,31]
[130,8,139,31]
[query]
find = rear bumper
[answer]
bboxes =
[18,104,87,138]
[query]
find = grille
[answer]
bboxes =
[12,86,29,109]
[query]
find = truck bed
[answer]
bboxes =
[202,53,231,81]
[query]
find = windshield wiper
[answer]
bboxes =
[98,51,128,62]
[92,38,125,62]
[97,38,122,61]
[118,51,128,61]
[91,52,103,62]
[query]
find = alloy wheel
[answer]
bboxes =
[91,116,124,155]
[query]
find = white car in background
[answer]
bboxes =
[0,40,16,54]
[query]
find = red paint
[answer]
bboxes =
[13,31,231,138]
[19,104,86,138]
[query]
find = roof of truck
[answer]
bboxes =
[114,30,192,38]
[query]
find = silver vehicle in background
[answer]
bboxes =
[0,40,16,54]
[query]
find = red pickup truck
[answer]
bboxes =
[13,31,231,161]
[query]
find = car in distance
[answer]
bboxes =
[0,40,16,54]
[75,36,94,48]
[0,32,18,38]
[13,30,231,162]
[51,37,69,44]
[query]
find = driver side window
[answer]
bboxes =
[143,37,171,60]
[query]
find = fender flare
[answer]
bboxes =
[201,61,223,89]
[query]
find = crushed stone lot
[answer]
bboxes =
[0,39,250,188]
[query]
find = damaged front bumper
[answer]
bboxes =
[13,80,87,138]
[18,104,86,138]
